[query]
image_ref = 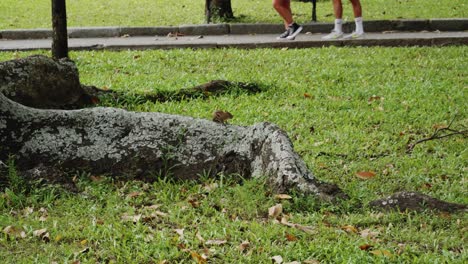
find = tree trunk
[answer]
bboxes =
[206,0,234,23]
[51,0,68,59]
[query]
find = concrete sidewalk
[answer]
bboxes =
[0,19,466,51]
[1,31,467,51]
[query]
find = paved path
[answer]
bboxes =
[1,19,467,51]
[1,31,467,51]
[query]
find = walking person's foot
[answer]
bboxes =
[286,23,303,40]
[343,31,365,39]
[322,30,344,40]
[277,23,303,40]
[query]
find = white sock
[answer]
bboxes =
[355,17,364,33]
[334,19,343,33]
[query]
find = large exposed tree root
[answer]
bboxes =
[1,55,465,212]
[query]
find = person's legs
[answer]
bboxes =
[273,0,293,28]
[349,0,362,18]
[344,0,364,38]
[273,0,302,40]
[322,0,344,39]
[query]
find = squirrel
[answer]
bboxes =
[212,110,233,124]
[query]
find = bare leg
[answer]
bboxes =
[273,0,293,28]
[332,0,343,19]
[349,0,362,18]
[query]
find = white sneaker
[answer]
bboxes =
[343,31,365,39]
[322,30,343,40]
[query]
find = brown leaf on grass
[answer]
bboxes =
[188,198,201,208]
[196,231,205,243]
[360,229,379,239]
[370,249,393,257]
[271,255,284,264]
[268,204,283,218]
[368,95,383,103]
[281,217,317,234]
[203,182,218,193]
[33,228,50,242]
[275,194,292,200]
[90,175,103,182]
[359,244,374,251]
[304,93,314,99]
[174,229,185,240]
[356,171,376,180]
[285,233,298,241]
[190,251,207,264]
[303,260,321,264]
[341,225,359,234]
[23,207,34,216]
[3,226,26,238]
[127,191,142,198]
[239,240,250,252]
[432,124,448,130]
[205,239,227,246]
[121,214,142,223]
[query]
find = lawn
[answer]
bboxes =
[0,0,466,29]
[0,46,467,263]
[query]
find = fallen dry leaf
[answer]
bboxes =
[341,225,359,234]
[90,175,103,182]
[368,95,383,103]
[359,244,374,251]
[303,260,320,264]
[174,228,185,240]
[23,207,34,216]
[432,124,448,130]
[356,171,376,180]
[360,228,379,239]
[205,239,227,246]
[33,228,48,237]
[304,93,314,99]
[275,194,292,200]
[268,204,283,218]
[190,251,207,264]
[196,231,205,243]
[370,249,393,257]
[121,214,142,223]
[285,233,298,241]
[203,182,218,192]
[3,226,26,238]
[239,240,250,252]
[271,255,284,264]
[127,191,142,198]
[281,217,317,234]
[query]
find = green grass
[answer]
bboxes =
[0,0,466,29]
[0,46,467,263]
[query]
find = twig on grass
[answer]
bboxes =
[406,115,467,153]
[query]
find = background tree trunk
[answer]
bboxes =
[206,0,234,23]
[51,0,68,59]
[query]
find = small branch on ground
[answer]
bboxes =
[406,115,467,153]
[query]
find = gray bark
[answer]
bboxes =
[0,55,91,109]
[0,92,344,202]
[369,191,467,213]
